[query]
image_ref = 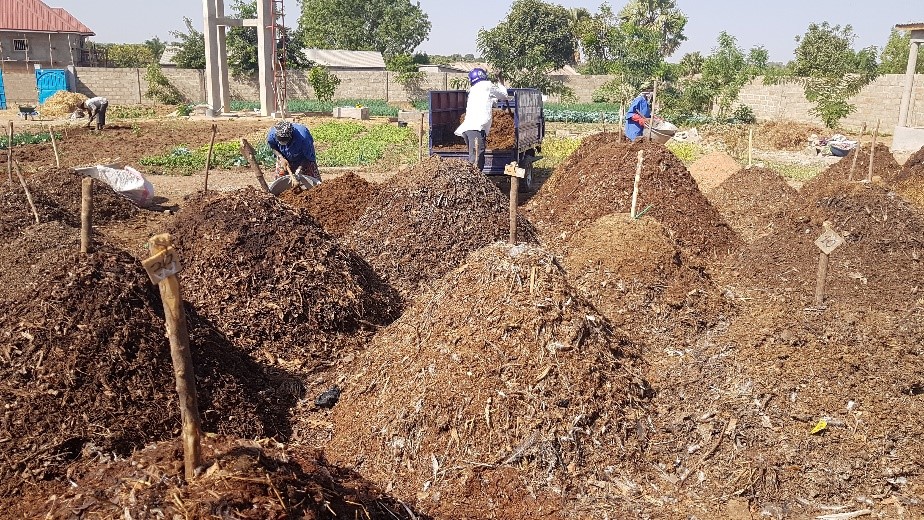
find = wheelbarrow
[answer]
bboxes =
[18,105,38,120]
[268,166,321,195]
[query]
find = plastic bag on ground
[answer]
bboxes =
[81,165,155,207]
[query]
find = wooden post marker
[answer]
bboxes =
[80,177,93,253]
[618,105,625,141]
[240,138,269,192]
[13,161,40,224]
[6,121,12,184]
[48,125,60,168]
[630,150,644,218]
[747,128,754,168]
[504,161,526,244]
[203,123,217,192]
[418,113,425,162]
[867,119,880,183]
[848,122,866,180]
[142,234,203,480]
[814,223,844,307]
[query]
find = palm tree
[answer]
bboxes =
[567,7,592,65]
[619,0,687,57]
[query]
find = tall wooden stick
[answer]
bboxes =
[13,161,40,224]
[80,177,93,253]
[815,250,830,306]
[48,125,60,168]
[631,150,644,218]
[848,122,867,181]
[145,234,202,480]
[418,113,425,162]
[6,121,12,184]
[747,128,754,168]
[509,175,519,244]
[648,81,658,143]
[203,124,217,192]
[867,119,880,183]
[240,138,269,192]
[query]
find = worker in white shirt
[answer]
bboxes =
[80,96,109,130]
[454,68,510,170]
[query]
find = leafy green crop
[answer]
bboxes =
[139,121,416,172]
[230,98,403,117]
[544,102,624,123]
[108,105,157,119]
[0,130,63,150]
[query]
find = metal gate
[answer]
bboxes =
[35,68,68,104]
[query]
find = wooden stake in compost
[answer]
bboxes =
[867,119,880,183]
[504,162,526,244]
[747,128,754,168]
[142,234,202,480]
[240,138,270,192]
[814,222,844,307]
[80,177,93,253]
[48,125,60,168]
[203,123,217,192]
[848,122,867,180]
[630,150,644,218]
[418,113,425,162]
[618,105,625,141]
[13,161,40,224]
[6,121,12,184]
[647,81,658,143]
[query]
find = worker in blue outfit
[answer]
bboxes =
[624,89,654,141]
[454,68,510,170]
[267,120,320,182]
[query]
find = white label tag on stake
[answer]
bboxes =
[142,246,183,284]
[814,228,844,255]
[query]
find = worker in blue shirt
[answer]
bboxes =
[267,121,320,181]
[624,89,653,141]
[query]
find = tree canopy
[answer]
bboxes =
[879,29,924,74]
[477,0,575,94]
[298,0,430,58]
[169,18,206,69]
[226,0,309,77]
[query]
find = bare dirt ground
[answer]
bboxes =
[3,113,924,519]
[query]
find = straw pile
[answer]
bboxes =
[40,91,88,117]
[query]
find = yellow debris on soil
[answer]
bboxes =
[40,91,88,118]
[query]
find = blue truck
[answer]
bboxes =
[428,88,545,190]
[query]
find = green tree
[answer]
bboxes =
[226,1,309,77]
[578,2,675,89]
[143,37,167,61]
[700,32,768,116]
[144,63,184,104]
[105,44,156,67]
[478,0,575,94]
[170,18,206,69]
[879,29,924,74]
[299,0,430,59]
[308,66,341,103]
[618,0,687,57]
[774,22,879,128]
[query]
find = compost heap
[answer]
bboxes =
[0,167,139,239]
[893,145,924,209]
[625,180,924,516]
[0,223,302,502]
[347,156,535,296]
[326,243,650,519]
[438,109,516,150]
[708,166,799,243]
[688,150,741,193]
[801,142,901,194]
[9,436,426,520]
[278,172,380,237]
[168,188,402,368]
[562,214,730,352]
[527,136,740,259]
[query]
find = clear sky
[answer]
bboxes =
[47,0,923,63]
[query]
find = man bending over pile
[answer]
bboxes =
[267,120,320,182]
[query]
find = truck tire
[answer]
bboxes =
[519,162,534,192]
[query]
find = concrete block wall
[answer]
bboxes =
[1,70,39,104]
[5,65,923,132]
[738,74,924,131]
